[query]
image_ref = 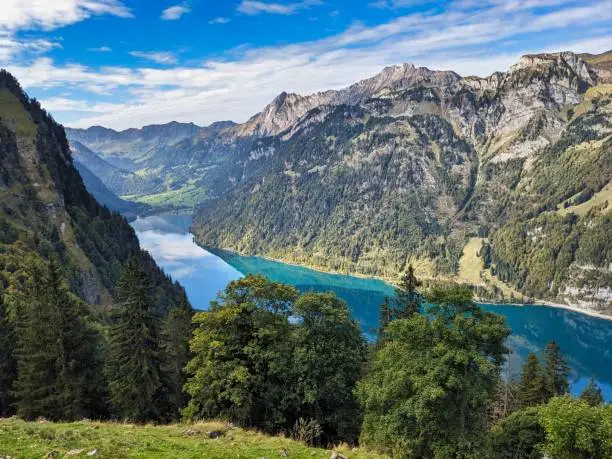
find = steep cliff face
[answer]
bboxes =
[0,70,184,311]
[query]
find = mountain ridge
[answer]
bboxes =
[65,50,612,313]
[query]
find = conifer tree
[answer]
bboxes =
[394,264,422,318]
[518,353,546,408]
[0,288,16,417]
[543,341,569,399]
[106,256,163,421]
[377,296,392,340]
[580,377,603,406]
[160,295,193,420]
[13,260,100,420]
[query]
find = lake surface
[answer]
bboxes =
[132,214,612,401]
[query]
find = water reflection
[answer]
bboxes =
[132,214,612,401]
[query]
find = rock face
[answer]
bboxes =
[69,50,612,313]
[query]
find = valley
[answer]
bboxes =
[67,50,612,316]
[2,2,612,456]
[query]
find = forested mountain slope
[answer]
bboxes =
[0,70,184,311]
[187,51,611,312]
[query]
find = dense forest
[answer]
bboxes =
[2,261,610,458]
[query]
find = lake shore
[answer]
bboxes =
[196,240,612,322]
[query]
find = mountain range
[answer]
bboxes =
[65,50,612,314]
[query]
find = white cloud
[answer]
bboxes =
[369,0,429,9]
[209,17,231,24]
[6,0,612,130]
[129,51,178,65]
[0,32,62,62]
[0,0,132,31]
[237,0,322,15]
[161,4,191,21]
[89,45,112,52]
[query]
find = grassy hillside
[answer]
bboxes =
[0,419,383,459]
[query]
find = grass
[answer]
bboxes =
[558,181,612,217]
[123,184,209,208]
[0,419,385,459]
[0,89,37,139]
[457,237,524,301]
[457,237,484,285]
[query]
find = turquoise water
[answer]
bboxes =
[132,214,612,401]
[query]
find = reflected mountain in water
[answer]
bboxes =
[133,214,612,401]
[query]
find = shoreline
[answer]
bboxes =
[196,240,612,322]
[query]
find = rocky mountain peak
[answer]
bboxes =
[361,62,460,91]
[510,51,595,85]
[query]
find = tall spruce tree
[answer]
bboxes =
[13,260,100,420]
[518,353,546,408]
[377,296,392,340]
[394,265,422,318]
[160,295,193,420]
[0,287,16,416]
[580,377,604,406]
[543,341,569,399]
[106,256,164,421]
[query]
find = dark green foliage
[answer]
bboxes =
[160,296,193,420]
[105,257,164,421]
[539,396,612,459]
[518,353,547,408]
[357,284,510,458]
[12,260,104,421]
[581,378,604,407]
[377,296,392,340]
[543,341,570,399]
[394,264,422,318]
[488,407,545,459]
[0,70,183,311]
[184,275,366,445]
[0,287,16,416]
[291,292,366,445]
[193,109,475,280]
[184,275,299,429]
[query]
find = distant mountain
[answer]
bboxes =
[72,159,148,217]
[65,121,236,208]
[66,121,202,159]
[0,70,184,310]
[70,140,163,197]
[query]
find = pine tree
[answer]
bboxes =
[394,265,422,318]
[13,260,100,420]
[543,341,569,399]
[518,353,546,408]
[0,288,16,417]
[160,295,193,420]
[106,256,163,421]
[580,377,603,406]
[377,296,392,340]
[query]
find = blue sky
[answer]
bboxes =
[1,0,611,129]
